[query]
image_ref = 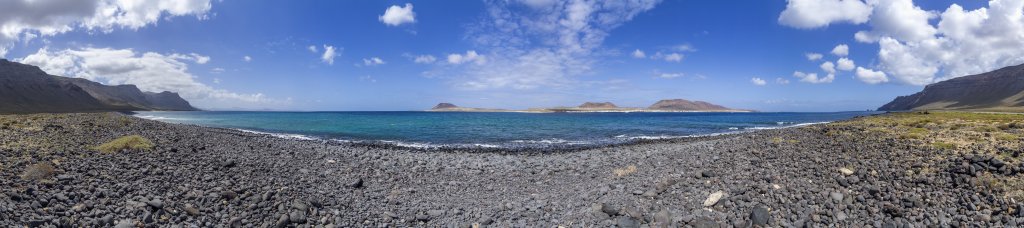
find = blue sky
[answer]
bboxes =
[2,0,1018,111]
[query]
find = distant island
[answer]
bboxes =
[879,63,1024,112]
[0,59,197,114]
[429,99,752,113]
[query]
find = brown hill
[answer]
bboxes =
[432,103,458,110]
[648,99,731,111]
[578,102,618,109]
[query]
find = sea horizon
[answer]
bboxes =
[134,110,880,149]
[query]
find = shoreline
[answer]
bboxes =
[135,112,847,153]
[2,112,1023,227]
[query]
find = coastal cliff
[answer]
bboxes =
[878,63,1024,112]
[0,59,197,113]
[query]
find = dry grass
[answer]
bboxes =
[613,165,637,177]
[93,135,154,153]
[20,162,56,181]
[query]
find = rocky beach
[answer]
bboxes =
[2,112,1024,227]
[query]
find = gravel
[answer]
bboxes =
[0,112,1023,226]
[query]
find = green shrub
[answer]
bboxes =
[93,135,154,153]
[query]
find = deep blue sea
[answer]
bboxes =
[134,111,878,148]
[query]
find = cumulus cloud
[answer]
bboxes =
[793,71,835,84]
[874,0,1024,85]
[362,57,386,66]
[307,45,318,53]
[632,49,646,58]
[778,0,872,29]
[455,0,661,90]
[447,50,485,65]
[836,58,856,71]
[856,66,889,84]
[243,56,252,62]
[321,45,339,65]
[16,47,277,108]
[831,44,849,56]
[820,61,837,74]
[0,0,212,52]
[806,52,823,61]
[379,3,416,26]
[853,0,937,43]
[783,0,1024,86]
[413,55,436,64]
[751,77,767,86]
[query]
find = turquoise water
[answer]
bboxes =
[134,111,879,148]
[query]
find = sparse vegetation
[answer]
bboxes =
[932,141,956,150]
[613,165,637,177]
[20,162,56,181]
[93,135,154,153]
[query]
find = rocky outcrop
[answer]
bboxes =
[0,59,197,113]
[578,102,618,109]
[648,99,731,111]
[879,63,1024,111]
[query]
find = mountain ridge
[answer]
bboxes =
[0,59,198,114]
[878,63,1024,112]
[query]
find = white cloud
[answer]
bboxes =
[831,44,849,56]
[856,66,889,84]
[456,0,661,90]
[321,45,339,65]
[362,57,386,66]
[778,0,872,29]
[243,55,252,62]
[788,0,1024,86]
[820,61,836,74]
[659,73,683,79]
[447,50,485,65]
[751,77,767,86]
[307,45,318,53]
[413,55,436,64]
[663,53,683,62]
[379,3,416,26]
[805,52,823,61]
[776,77,791,84]
[0,0,212,52]
[211,67,225,74]
[836,57,856,71]
[878,0,1024,85]
[672,44,697,52]
[16,47,278,108]
[169,53,210,64]
[213,78,221,84]
[632,49,646,58]
[793,71,835,84]
[853,0,937,43]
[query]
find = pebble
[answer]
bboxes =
[839,167,855,176]
[830,192,844,202]
[750,206,770,226]
[703,191,726,207]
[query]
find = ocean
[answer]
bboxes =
[134,111,879,149]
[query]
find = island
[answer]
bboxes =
[428,99,752,113]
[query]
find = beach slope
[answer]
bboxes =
[1,112,1023,226]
